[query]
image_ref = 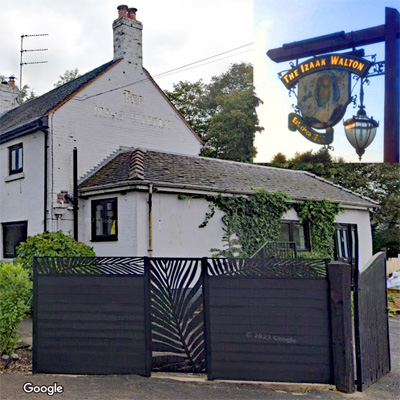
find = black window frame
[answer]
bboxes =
[9,143,23,175]
[2,221,28,258]
[279,220,311,252]
[334,223,358,263]
[91,198,118,242]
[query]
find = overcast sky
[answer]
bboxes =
[1,1,399,163]
[0,0,253,94]
[254,0,400,163]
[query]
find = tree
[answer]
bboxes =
[165,63,262,163]
[165,80,208,137]
[54,68,81,87]
[271,152,287,163]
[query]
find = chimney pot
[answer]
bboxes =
[117,5,129,18]
[128,8,137,20]
[8,76,16,87]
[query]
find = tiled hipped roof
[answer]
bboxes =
[0,59,121,136]
[79,148,378,208]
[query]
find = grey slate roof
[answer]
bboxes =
[0,59,121,136]
[79,148,378,208]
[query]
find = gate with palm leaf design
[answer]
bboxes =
[148,258,206,372]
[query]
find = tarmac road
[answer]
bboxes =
[1,316,399,400]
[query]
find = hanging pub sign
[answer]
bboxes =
[281,53,372,144]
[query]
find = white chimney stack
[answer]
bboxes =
[113,5,143,67]
[0,76,19,115]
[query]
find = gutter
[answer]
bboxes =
[0,116,49,144]
[78,180,378,210]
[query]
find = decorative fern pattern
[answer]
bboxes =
[150,258,205,372]
[34,257,144,275]
[207,257,328,278]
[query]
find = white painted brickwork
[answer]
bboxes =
[0,84,19,116]
[0,134,45,258]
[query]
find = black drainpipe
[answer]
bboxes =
[38,117,49,232]
[73,147,78,241]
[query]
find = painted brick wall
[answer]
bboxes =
[79,192,138,256]
[0,133,45,259]
[49,59,202,212]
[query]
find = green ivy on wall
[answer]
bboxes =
[179,191,342,259]
[294,200,342,259]
[197,189,290,258]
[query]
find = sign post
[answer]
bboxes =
[267,7,400,162]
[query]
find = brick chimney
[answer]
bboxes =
[0,76,19,115]
[113,5,143,67]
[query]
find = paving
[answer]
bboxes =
[1,317,399,400]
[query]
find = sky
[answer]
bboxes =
[0,0,253,95]
[254,0,400,163]
[1,1,398,163]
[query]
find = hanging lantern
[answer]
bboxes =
[343,79,379,160]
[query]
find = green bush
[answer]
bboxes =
[297,251,331,260]
[16,231,95,279]
[0,262,32,355]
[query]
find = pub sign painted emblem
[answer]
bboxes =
[281,54,372,145]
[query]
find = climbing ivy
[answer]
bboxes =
[294,200,342,259]
[199,189,290,258]
[179,191,341,259]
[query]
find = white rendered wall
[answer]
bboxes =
[0,133,45,259]
[48,59,201,213]
[141,193,225,258]
[77,193,373,265]
[283,207,372,270]
[79,192,138,256]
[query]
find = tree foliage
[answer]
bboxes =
[165,63,262,163]
[53,68,81,87]
[0,262,32,355]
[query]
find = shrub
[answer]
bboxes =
[297,251,331,260]
[0,262,32,355]
[16,231,95,279]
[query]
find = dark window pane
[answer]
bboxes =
[9,143,23,174]
[293,223,306,250]
[2,222,27,258]
[279,223,290,242]
[91,198,117,241]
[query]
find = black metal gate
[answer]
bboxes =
[354,251,391,391]
[148,258,206,372]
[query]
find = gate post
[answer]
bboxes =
[328,262,355,393]
[144,257,152,377]
[201,257,213,380]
